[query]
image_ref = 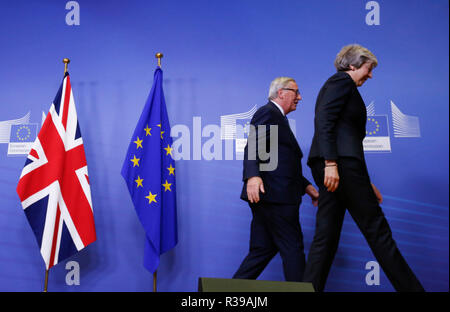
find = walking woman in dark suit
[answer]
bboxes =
[304,44,424,292]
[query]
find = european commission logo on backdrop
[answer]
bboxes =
[362,101,421,153]
[0,111,39,156]
[218,100,421,157]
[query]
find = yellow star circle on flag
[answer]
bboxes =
[135,176,143,188]
[16,125,31,141]
[145,191,157,204]
[164,144,173,156]
[157,124,164,139]
[162,180,172,192]
[134,137,143,149]
[144,125,152,136]
[131,155,140,167]
[167,164,175,175]
[366,118,381,135]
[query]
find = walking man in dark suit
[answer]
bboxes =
[304,44,424,292]
[233,77,319,282]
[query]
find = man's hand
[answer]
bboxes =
[305,184,319,207]
[324,160,339,192]
[371,183,383,204]
[247,176,265,203]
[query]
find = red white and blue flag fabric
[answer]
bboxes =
[16,72,96,270]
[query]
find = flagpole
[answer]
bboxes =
[151,52,163,293]
[43,268,49,292]
[43,58,71,293]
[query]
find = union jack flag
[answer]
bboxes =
[16,72,96,270]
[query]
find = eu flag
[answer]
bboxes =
[366,115,389,137]
[121,67,177,273]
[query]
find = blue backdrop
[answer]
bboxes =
[0,0,448,291]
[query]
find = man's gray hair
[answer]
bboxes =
[268,77,296,100]
[334,44,378,71]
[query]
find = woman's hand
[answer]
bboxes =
[324,160,339,192]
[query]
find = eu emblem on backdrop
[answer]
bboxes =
[8,123,38,155]
[363,115,391,152]
[121,67,178,274]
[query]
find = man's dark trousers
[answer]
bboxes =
[233,200,306,282]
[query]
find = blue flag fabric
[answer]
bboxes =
[121,67,177,273]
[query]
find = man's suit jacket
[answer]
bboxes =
[308,71,367,165]
[240,102,311,205]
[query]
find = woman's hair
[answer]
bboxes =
[268,77,296,100]
[334,44,378,71]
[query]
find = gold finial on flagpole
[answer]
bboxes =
[155,53,163,68]
[63,58,70,74]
